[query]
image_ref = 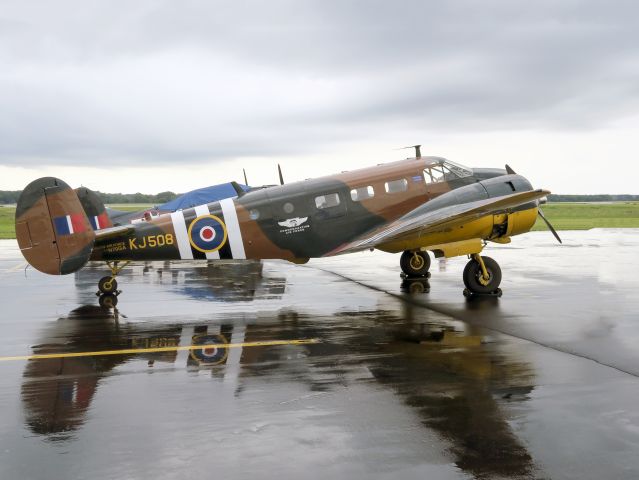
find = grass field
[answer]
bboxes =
[1,202,639,240]
[531,202,639,231]
[0,206,14,239]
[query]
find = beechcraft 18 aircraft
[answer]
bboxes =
[15,146,561,299]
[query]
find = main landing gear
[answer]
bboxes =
[97,261,129,307]
[399,250,503,297]
[400,250,431,294]
[400,250,431,278]
[463,254,502,298]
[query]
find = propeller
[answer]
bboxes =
[537,207,562,244]
[278,164,285,185]
[243,168,249,185]
[505,164,561,243]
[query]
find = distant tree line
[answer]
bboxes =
[0,191,21,204]
[0,190,179,205]
[95,191,179,204]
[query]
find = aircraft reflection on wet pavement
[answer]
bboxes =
[74,260,287,307]
[21,299,537,478]
[22,307,270,438]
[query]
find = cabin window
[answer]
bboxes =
[384,179,408,194]
[315,193,340,209]
[350,186,375,202]
[282,202,295,214]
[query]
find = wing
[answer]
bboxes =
[328,189,549,256]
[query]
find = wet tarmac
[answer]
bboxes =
[1,230,638,479]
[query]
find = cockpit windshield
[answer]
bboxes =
[423,157,473,184]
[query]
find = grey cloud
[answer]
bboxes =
[1,0,639,166]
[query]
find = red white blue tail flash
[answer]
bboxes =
[53,214,86,236]
[89,212,111,230]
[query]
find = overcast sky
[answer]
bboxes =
[1,1,639,194]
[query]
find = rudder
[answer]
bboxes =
[15,177,95,275]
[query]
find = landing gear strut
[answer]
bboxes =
[463,254,502,297]
[400,250,431,278]
[97,261,129,295]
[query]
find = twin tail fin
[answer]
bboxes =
[15,177,101,275]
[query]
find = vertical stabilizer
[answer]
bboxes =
[75,187,113,230]
[15,177,96,275]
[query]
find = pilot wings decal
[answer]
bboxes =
[278,217,310,234]
[278,217,308,228]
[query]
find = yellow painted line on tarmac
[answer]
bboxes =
[0,338,320,362]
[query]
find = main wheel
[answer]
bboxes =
[98,276,118,294]
[400,250,431,277]
[463,256,502,294]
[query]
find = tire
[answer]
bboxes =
[400,250,431,276]
[463,256,502,294]
[98,276,117,294]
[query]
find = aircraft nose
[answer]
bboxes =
[513,174,533,192]
[479,174,533,198]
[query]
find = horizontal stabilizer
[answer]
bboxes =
[95,225,135,241]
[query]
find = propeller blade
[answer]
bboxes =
[538,208,562,244]
[505,164,516,175]
[243,168,248,186]
[278,164,285,185]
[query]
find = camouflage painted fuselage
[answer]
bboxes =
[88,156,539,264]
[90,158,445,262]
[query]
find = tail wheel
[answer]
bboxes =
[98,276,118,294]
[400,250,431,277]
[463,256,502,294]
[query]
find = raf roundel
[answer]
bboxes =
[187,214,228,253]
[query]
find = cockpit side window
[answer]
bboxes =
[424,159,473,184]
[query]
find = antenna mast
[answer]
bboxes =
[396,144,422,158]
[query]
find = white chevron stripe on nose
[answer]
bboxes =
[170,210,193,260]
[220,198,246,259]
